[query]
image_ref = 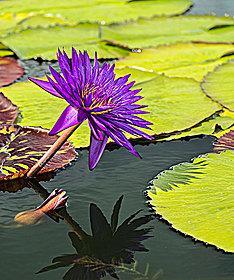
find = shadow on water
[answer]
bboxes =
[0,179,156,280]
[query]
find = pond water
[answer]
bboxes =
[1,137,234,280]
[0,0,234,280]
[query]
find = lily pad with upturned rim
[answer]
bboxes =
[1,23,129,60]
[147,150,234,253]
[159,110,234,141]
[0,43,13,56]
[0,0,193,24]
[0,13,71,38]
[202,60,234,112]
[103,15,234,49]
[116,42,234,82]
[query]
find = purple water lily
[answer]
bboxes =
[29,49,153,170]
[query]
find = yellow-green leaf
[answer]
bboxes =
[159,110,234,141]
[103,15,234,49]
[0,0,192,24]
[1,23,129,60]
[147,150,234,252]
[116,42,234,82]
[202,60,234,111]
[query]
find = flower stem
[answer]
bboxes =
[27,124,79,178]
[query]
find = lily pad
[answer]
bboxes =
[116,43,234,82]
[103,16,234,49]
[159,110,234,141]
[0,13,71,37]
[2,73,222,147]
[0,43,13,56]
[1,23,129,60]
[0,57,24,87]
[0,12,29,36]
[115,67,156,84]
[214,130,234,153]
[202,60,234,111]
[0,92,19,124]
[0,0,192,24]
[0,124,77,182]
[137,75,221,136]
[147,150,234,252]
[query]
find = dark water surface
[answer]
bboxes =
[1,137,234,280]
[1,1,234,280]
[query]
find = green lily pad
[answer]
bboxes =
[2,73,221,147]
[1,23,129,60]
[116,43,234,81]
[138,75,221,136]
[115,67,156,84]
[215,126,234,139]
[202,60,234,111]
[103,15,234,49]
[159,110,234,141]
[0,124,77,182]
[147,150,234,252]
[195,25,234,44]
[0,13,70,37]
[0,0,192,24]
[0,43,13,56]
[0,12,28,36]
[0,92,19,124]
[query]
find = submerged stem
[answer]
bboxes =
[27,124,79,178]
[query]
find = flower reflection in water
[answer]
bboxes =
[37,194,154,279]
[2,179,156,279]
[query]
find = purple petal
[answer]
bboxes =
[89,132,108,170]
[46,75,78,108]
[108,118,153,140]
[28,77,62,98]
[88,120,104,141]
[108,127,141,159]
[95,116,142,159]
[49,105,86,135]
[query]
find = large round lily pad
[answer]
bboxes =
[103,15,234,49]
[1,23,129,60]
[147,150,234,252]
[116,43,234,81]
[0,124,77,182]
[2,73,221,147]
[0,0,192,24]
[202,60,234,111]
